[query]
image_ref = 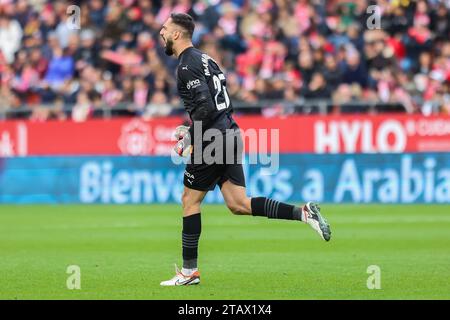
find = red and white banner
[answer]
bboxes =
[240,114,450,153]
[1,114,449,156]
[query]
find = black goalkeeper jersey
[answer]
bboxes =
[176,47,237,135]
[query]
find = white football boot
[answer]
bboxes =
[160,264,200,286]
[302,202,331,241]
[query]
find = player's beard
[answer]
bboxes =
[164,38,174,56]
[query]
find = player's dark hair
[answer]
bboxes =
[170,13,195,39]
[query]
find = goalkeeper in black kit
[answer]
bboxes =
[159,13,331,286]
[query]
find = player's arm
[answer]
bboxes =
[178,64,216,138]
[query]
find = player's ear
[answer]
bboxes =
[173,29,182,40]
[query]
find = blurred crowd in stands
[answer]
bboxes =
[0,0,449,121]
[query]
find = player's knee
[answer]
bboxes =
[181,191,192,211]
[181,190,188,206]
[182,191,200,214]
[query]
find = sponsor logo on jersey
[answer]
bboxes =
[186,79,201,90]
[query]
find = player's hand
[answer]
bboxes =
[173,134,192,157]
[174,125,190,141]
[173,125,191,157]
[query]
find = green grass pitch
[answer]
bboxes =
[0,204,449,300]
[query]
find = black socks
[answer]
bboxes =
[182,213,201,269]
[251,197,303,221]
[181,200,302,269]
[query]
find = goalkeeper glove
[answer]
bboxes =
[174,125,190,141]
[173,125,192,157]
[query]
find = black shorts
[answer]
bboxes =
[183,129,246,191]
